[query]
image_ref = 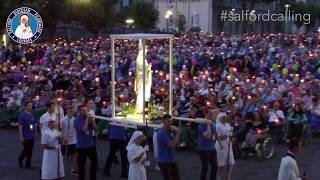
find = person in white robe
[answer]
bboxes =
[215,112,235,180]
[14,14,33,39]
[41,120,65,179]
[40,102,56,135]
[127,131,148,180]
[278,138,306,180]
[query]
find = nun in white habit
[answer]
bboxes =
[127,131,148,180]
[41,120,65,179]
[215,112,235,180]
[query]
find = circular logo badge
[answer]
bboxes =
[6,7,43,44]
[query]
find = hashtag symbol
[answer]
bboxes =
[220,10,227,21]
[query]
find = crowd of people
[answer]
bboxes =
[2,32,320,180]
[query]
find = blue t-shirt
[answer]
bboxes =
[19,112,37,140]
[157,127,176,163]
[74,115,95,149]
[109,125,126,141]
[197,123,216,150]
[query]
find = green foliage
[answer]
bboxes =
[288,2,320,27]
[0,0,118,39]
[147,101,164,121]
[117,100,164,121]
[117,104,137,117]
[176,15,186,33]
[127,0,159,31]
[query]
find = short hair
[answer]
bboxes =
[289,137,300,150]
[24,100,32,107]
[46,102,55,108]
[84,99,93,106]
[162,114,171,121]
[78,104,85,111]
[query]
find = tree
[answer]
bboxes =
[288,2,320,30]
[127,0,159,31]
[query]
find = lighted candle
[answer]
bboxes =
[95,77,100,82]
[159,71,164,76]
[129,71,132,76]
[232,96,236,100]
[233,68,237,72]
[246,79,250,83]
[175,77,179,82]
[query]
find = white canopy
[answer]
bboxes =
[110,33,174,40]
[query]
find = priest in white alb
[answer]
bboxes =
[278,138,306,180]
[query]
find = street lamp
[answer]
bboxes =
[165,10,173,32]
[126,19,134,25]
[284,4,291,33]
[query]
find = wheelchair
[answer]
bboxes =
[233,128,274,159]
[302,123,312,146]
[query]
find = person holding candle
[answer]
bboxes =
[41,119,65,179]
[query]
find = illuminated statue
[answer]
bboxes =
[134,39,152,113]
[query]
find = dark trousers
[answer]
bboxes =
[77,146,97,180]
[288,123,303,139]
[18,139,34,166]
[103,139,128,176]
[198,149,217,180]
[158,162,181,180]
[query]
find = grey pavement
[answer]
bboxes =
[0,128,320,180]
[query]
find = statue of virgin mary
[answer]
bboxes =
[134,39,152,113]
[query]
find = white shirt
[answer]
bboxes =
[268,110,285,123]
[278,153,301,180]
[40,112,57,134]
[60,115,76,145]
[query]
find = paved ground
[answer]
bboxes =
[1,128,320,180]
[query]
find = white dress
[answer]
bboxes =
[14,24,33,39]
[127,143,147,180]
[215,123,235,167]
[41,129,65,179]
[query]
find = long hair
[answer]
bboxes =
[292,103,304,119]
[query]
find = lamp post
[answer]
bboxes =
[165,10,173,32]
[284,4,291,33]
[125,18,134,31]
